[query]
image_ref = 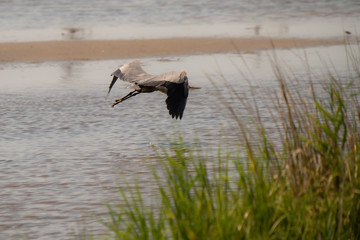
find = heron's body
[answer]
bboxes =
[108,60,189,119]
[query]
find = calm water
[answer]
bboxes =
[0,45,353,239]
[0,0,359,41]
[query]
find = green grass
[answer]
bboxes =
[99,45,360,239]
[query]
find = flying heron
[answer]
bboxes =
[107,60,191,120]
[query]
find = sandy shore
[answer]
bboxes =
[0,37,344,62]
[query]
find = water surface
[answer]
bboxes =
[0,0,359,41]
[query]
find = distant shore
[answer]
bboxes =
[0,37,344,62]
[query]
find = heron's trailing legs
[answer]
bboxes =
[112,90,141,107]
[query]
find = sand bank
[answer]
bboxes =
[0,37,344,62]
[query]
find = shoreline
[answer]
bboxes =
[0,37,344,63]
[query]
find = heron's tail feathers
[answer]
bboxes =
[189,86,201,90]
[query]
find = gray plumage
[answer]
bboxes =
[108,60,189,119]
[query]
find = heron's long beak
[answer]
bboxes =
[107,75,118,96]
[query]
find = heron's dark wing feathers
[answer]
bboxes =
[164,81,189,119]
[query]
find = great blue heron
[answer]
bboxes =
[107,60,190,119]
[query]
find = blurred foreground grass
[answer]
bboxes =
[93,42,360,239]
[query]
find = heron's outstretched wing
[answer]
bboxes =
[164,80,189,119]
[120,61,185,86]
[118,60,154,83]
[148,70,185,84]
[108,60,154,94]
